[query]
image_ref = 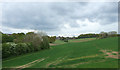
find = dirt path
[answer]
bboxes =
[46,56,68,68]
[49,43,58,46]
[67,54,98,61]
[9,58,45,70]
[46,54,99,68]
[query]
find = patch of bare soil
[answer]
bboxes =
[100,50,119,59]
[45,57,61,68]
[49,43,58,46]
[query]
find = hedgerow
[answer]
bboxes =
[2,42,35,58]
[2,31,50,58]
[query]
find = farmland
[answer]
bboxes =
[2,37,118,68]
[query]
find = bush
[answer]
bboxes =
[26,43,33,52]
[42,36,50,49]
[21,32,50,51]
[30,36,42,51]
[8,42,17,55]
[48,36,56,43]
[64,39,68,42]
[2,42,32,58]
[15,43,29,55]
[2,43,11,58]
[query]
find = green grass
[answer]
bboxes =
[69,38,96,42]
[112,53,117,55]
[76,58,118,68]
[53,39,66,44]
[52,38,95,45]
[2,37,118,68]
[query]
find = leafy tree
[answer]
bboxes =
[42,36,50,49]
[99,32,108,39]
[108,31,117,37]
[48,36,56,43]
[26,32,34,35]
[2,34,15,43]
[2,43,11,58]
[21,31,50,51]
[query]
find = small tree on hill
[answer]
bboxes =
[99,32,108,39]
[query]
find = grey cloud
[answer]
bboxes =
[3,3,61,31]
[2,2,118,33]
[68,2,118,25]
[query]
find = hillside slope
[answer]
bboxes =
[3,37,118,68]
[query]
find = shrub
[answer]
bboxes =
[2,42,31,58]
[15,43,29,55]
[48,36,56,43]
[26,43,33,52]
[2,43,11,58]
[42,36,50,49]
[64,39,68,42]
[30,36,42,51]
[19,43,28,54]
[22,31,50,51]
[8,42,17,55]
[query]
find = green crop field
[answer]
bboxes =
[52,38,96,45]
[2,37,119,69]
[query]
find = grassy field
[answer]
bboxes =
[52,38,96,45]
[2,37,118,68]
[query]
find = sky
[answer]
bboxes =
[1,2,118,37]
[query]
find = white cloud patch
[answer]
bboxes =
[56,19,118,37]
[1,26,35,34]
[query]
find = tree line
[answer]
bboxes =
[57,31,119,42]
[1,31,50,58]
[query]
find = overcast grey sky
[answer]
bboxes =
[1,2,118,36]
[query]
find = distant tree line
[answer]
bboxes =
[57,31,119,42]
[78,34,99,39]
[78,31,119,39]
[57,36,69,42]
[97,31,118,39]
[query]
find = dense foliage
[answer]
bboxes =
[2,42,31,58]
[2,34,15,43]
[2,31,50,58]
[48,36,56,43]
